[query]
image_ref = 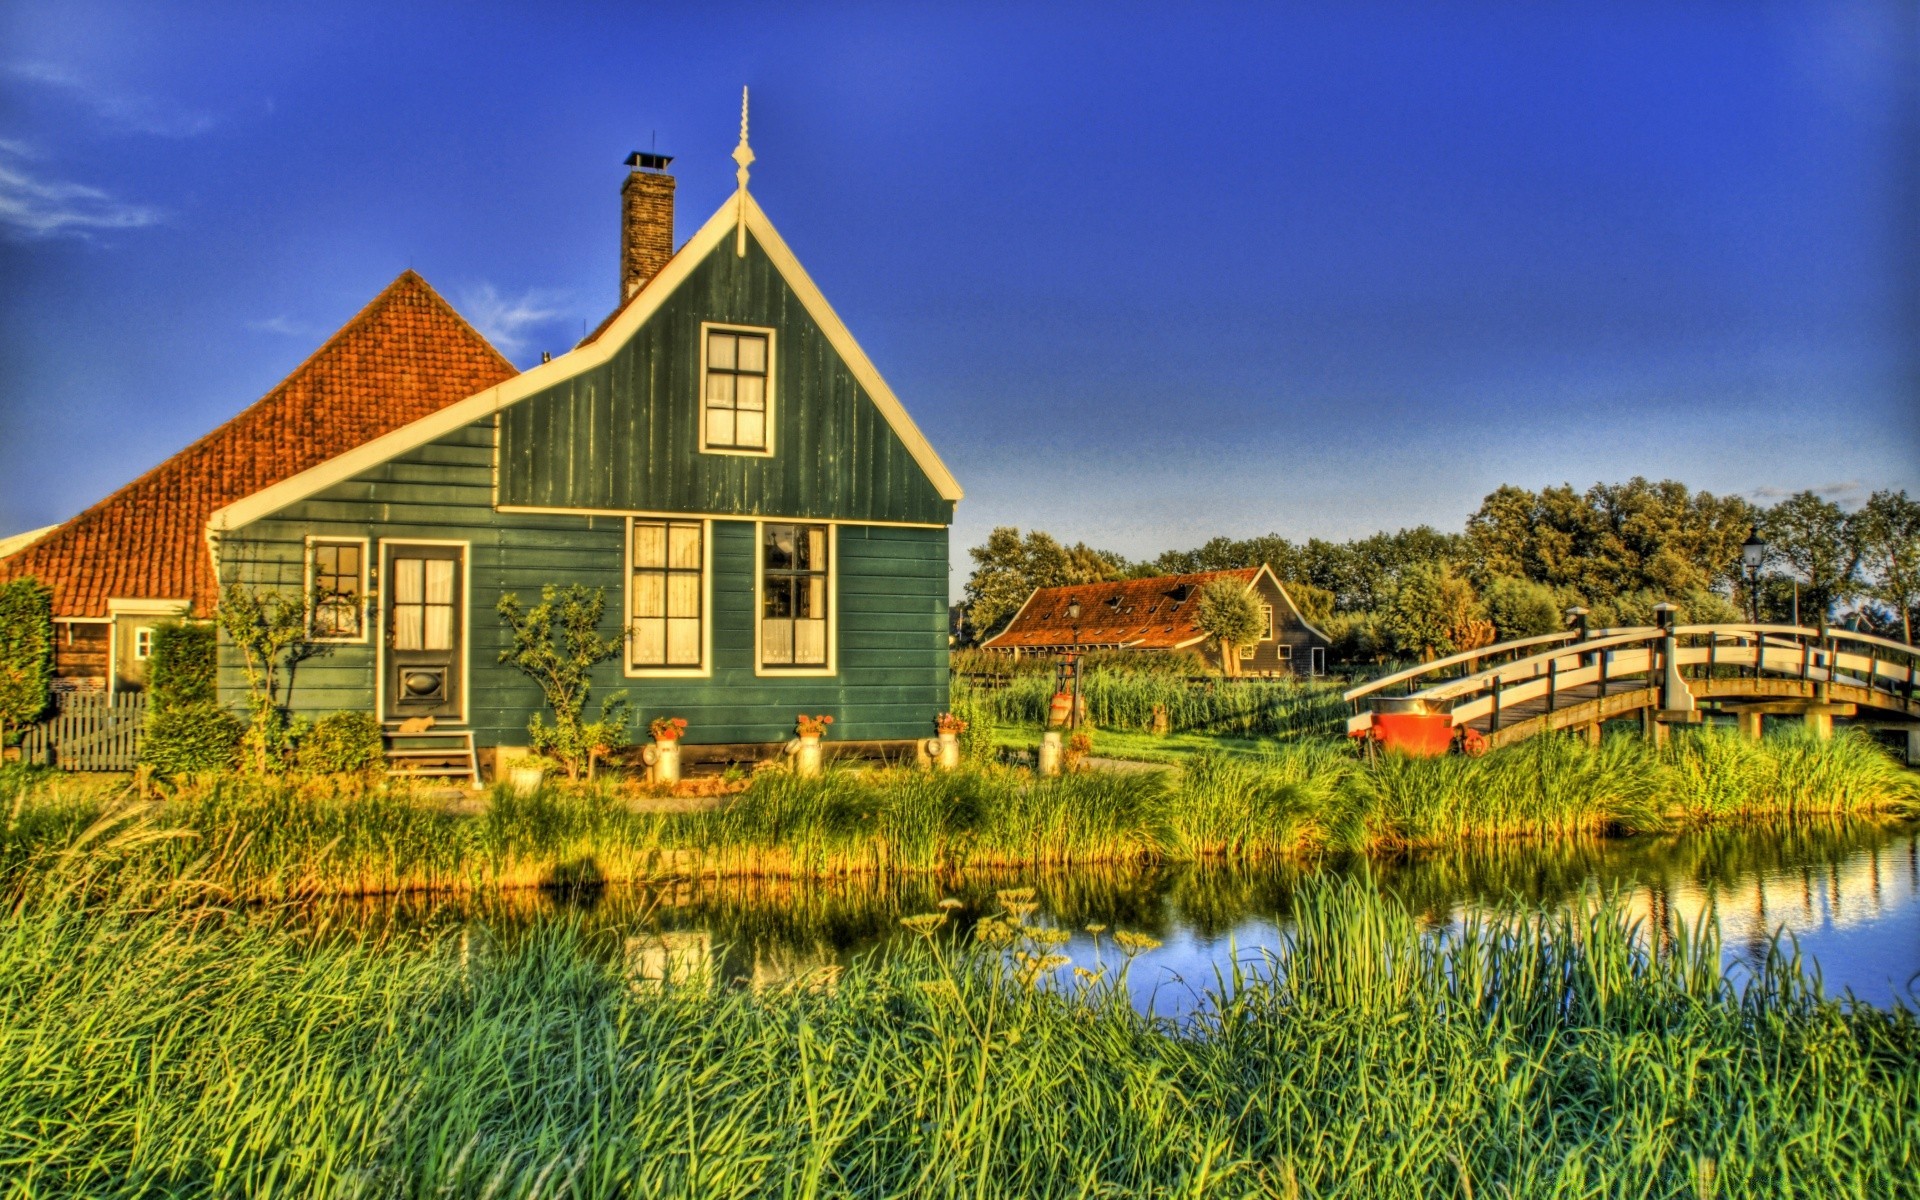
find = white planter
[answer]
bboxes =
[936,731,961,771]
[652,739,682,784]
[1037,731,1063,777]
[795,734,823,778]
[508,764,546,797]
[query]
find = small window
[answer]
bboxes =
[762,523,830,668]
[310,540,366,639]
[702,327,772,452]
[631,520,704,669]
[1260,604,1274,641]
[1276,644,1293,661]
[133,627,154,660]
[1238,643,1255,660]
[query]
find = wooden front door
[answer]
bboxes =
[384,545,464,723]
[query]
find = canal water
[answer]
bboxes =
[335,818,1920,1011]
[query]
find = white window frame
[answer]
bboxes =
[373,538,473,726]
[1238,642,1255,660]
[133,627,154,661]
[1276,644,1293,662]
[1260,604,1274,641]
[754,520,836,677]
[698,321,777,458]
[624,516,713,678]
[306,535,372,644]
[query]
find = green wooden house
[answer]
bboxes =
[207,126,962,767]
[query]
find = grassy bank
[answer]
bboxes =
[3,858,1915,1197]
[953,671,1350,739]
[3,728,1914,900]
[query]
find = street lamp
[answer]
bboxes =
[1064,599,1082,731]
[1740,532,1767,624]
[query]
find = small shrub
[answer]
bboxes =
[297,712,385,775]
[140,701,243,776]
[145,621,216,711]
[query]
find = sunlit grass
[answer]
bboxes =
[2,847,1915,1197]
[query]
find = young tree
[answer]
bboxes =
[215,584,314,774]
[497,584,628,779]
[0,577,52,748]
[1482,576,1563,641]
[1193,577,1263,678]
[1856,489,1920,643]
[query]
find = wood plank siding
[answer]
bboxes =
[216,421,949,747]
[496,233,952,526]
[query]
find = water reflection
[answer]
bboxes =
[319,818,1920,1010]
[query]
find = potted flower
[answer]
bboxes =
[506,753,552,797]
[792,714,833,777]
[932,712,966,771]
[645,716,688,784]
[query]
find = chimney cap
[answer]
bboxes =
[625,151,674,171]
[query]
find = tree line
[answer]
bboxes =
[961,479,1920,661]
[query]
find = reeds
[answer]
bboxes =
[956,670,1351,737]
[3,728,1914,900]
[2,854,1915,1197]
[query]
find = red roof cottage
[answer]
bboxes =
[981,566,1331,676]
[0,272,515,693]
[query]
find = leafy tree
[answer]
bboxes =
[1383,563,1488,661]
[1482,576,1563,641]
[215,584,315,774]
[1760,491,1861,623]
[1855,489,1920,643]
[497,584,629,779]
[962,527,1133,638]
[1192,577,1264,677]
[0,577,52,747]
[146,621,216,709]
[1284,580,1336,628]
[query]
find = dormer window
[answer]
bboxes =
[701,324,774,455]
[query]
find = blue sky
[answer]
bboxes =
[2,1,1915,594]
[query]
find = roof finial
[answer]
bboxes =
[733,86,754,256]
[733,86,754,191]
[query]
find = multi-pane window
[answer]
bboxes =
[1260,604,1274,641]
[134,627,154,660]
[762,523,829,668]
[631,520,704,668]
[391,557,457,651]
[703,328,770,451]
[311,541,365,638]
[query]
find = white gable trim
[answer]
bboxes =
[0,524,57,561]
[1251,564,1332,643]
[209,188,961,535]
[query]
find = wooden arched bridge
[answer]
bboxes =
[1345,623,1920,762]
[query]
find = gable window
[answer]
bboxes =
[1260,604,1274,641]
[309,539,368,640]
[701,325,774,454]
[761,523,830,669]
[630,519,705,670]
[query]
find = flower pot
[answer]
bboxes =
[794,734,823,778]
[1037,730,1063,777]
[936,731,961,771]
[652,738,682,784]
[508,763,546,797]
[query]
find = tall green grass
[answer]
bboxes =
[3,851,1916,1197]
[956,670,1351,737]
[3,728,1914,899]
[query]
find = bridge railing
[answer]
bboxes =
[1345,623,1920,737]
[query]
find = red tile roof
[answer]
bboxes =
[0,271,516,619]
[982,569,1264,650]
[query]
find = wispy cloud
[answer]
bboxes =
[8,61,215,138]
[0,141,162,240]
[246,315,316,337]
[459,283,572,357]
[1748,480,1865,505]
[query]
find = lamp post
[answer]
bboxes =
[1065,599,1082,731]
[1740,532,1767,624]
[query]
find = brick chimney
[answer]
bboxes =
[620,151,676,301]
